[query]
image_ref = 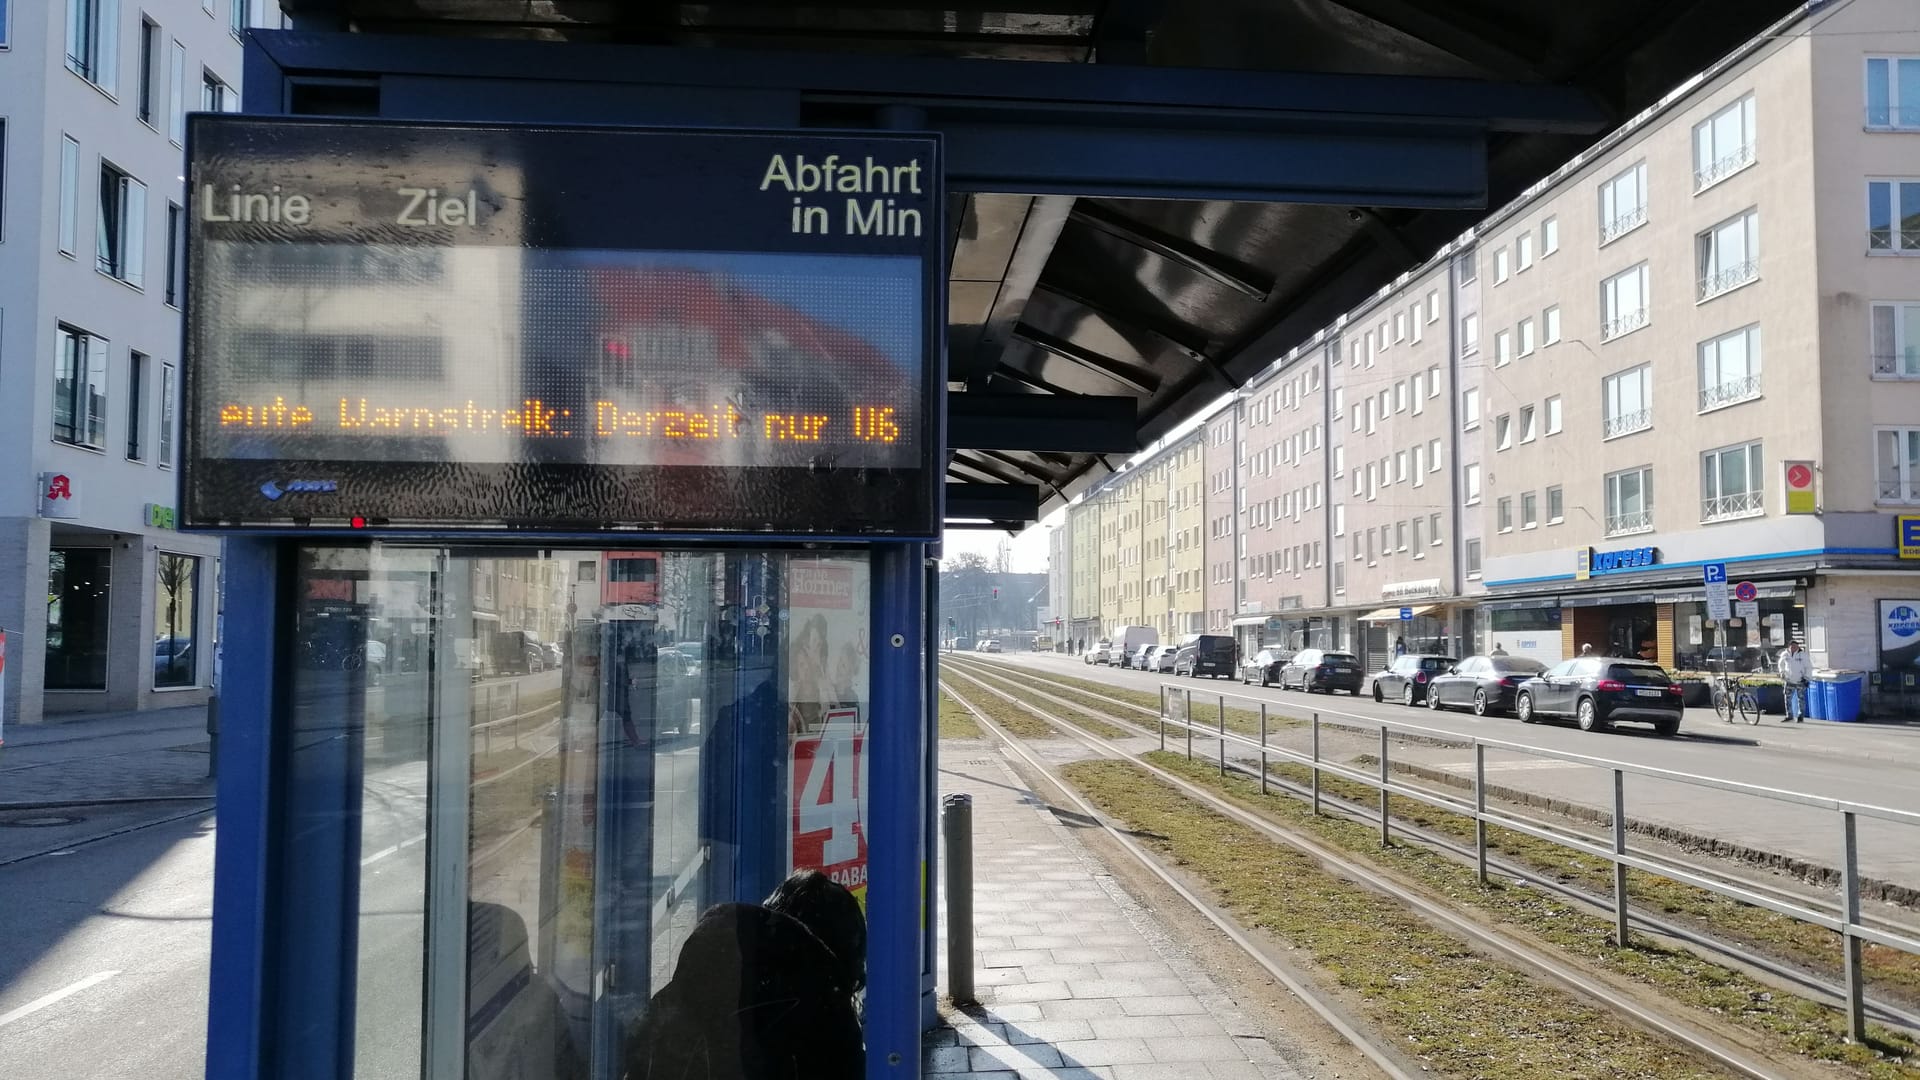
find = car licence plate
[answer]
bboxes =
[1634,688,1662,698]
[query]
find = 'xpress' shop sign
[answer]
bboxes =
[1576,545,1659,579]
[182,116,941,536]
[1880,601,1920,675]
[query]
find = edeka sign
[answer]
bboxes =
[1576,545,1658,579]
[1898,515,1920,559]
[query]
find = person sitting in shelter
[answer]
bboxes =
[622,871,865,1079]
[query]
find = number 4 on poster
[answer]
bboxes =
[790,707,868,899]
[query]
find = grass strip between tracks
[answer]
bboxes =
[1138,749,1920,1078]
[970,659,1304,738]
[948,668,1133,741]
[944,681,1056,739]
[938,689,985,740]
[1060,756,1736,1080]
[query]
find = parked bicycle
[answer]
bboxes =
[1712,670,1761,725]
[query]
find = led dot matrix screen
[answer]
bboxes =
[183,116,941,536]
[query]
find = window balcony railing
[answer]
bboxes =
[1702,490,1765,522]
[1602,407,1652,439]
[1604,510,1654,536]
[1693,142,1756,190]
[1879,478,1920,503]
[1697,259,1758,301]
[1601,307,1648,341]
[1868,227,1920,252]
[1698,372,1763,412]
[1874,352,1920,377]
[1600,205,1647,244]
[1866,105,1920,129]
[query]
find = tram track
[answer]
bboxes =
[945,656,1920,1036]
[940,660,1920,1079]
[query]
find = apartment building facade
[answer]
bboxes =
[1,0,247,725]
[1056,0,1920,683]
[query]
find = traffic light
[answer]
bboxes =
[992,587,998,598]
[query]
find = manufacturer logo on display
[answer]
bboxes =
[1888,605,1920,640]
[259,479,339,500]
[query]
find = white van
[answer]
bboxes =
[1108,625,1159,666]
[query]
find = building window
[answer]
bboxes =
[1693,94,1757,190]
[1544,305,1562,345]
[164,202,184,306]
[1428,438,1442,471]
[154,553,201,688]
[1518,317,1536,356]
[1872,301,1920,377]
[46,548,112,691]
[1395,450,1408,482]
[1496,496,1513,531]
[1333,561,1345,593]
[1702,441,1765,522]
[65,0,120,93]
[1547,485,1564,524]
[1698,324,1763,411]
[1429,512,1442,544]
[137,17,160,125]
[1599,161,1648,244]
[1396,521,1408,552]
[1464,464,1481,504]
[159,362,175,465]
[1878,428,1920,503]
[127,351,147,460]
[1866,57,1920,129]
[1697,208,1759,300]
[228,0,245,34]
[1458,249,1477,285]
[1868,180,1920,253]
[1461,389,1479,430]
[1542,216,1559,256]
[1395,381,1408,413]
[1494,247,1510,283]
[1465,539,1482,578]
[1605,466,1654,535]
[1333,503,1345,535]
[59,135,80,256]
[1411,305,1423,343]
[1601,263,1650,339]
[1519,405,1537,443]
[97,162,147,286]
[1461,313,1479,354]
[1521,491,1538,529]
[1602,364,1652,439]
[1412,444,1425,482]
[1394,311,1407,342]
[54,325,109,449]
[1427,290,1440,323]
[168,39,187,143]
[1428,366,1441,398]
[1545,396,1563,435]
[1516,232,1534,272]
[1411,378,1424,415]
[1495,413,1513,451]
[203,70,232,112]
[1495,329,1512,367]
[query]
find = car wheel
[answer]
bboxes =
[1427,688,1444,711]
[1472,689,1490,717]
[1655,717,1680,737]
[1576,697,1607,732]
[1402,683,1416,707]
[1516,692,1535,723]
[1373,683,1384,703]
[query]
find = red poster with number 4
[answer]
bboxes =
[790,707,869,905]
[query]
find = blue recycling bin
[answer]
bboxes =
[1827,672,1865,722]
[1805,678,1830,721]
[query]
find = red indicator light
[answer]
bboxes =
[350,516,368,529]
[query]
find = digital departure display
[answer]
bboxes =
[183,117,941,535]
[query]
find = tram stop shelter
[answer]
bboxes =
[194,3,1805,1078]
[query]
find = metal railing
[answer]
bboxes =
[1702,490,1765,522]
[1878,478,1920,503]
[1602,407,1651,439]
[1698,372,1763,412]
[1600,307,1648,341]
[1865,105,1920,129]
[1156,681,1920,1041]
[1600,205,1647,245]
[1868,227,1920,253]
[1693,142,1756,190]
[1604,508,1653,536]
[1873,351,1920,378]
[1697,258,1759,301]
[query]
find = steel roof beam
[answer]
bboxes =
[1011,325,1159,395]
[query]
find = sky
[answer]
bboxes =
[939,507,1060,572]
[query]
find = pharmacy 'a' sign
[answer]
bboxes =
[790,707,868,905]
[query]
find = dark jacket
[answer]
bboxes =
[623,903,864,1080]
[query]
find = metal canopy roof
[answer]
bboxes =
[275,0,1806,531]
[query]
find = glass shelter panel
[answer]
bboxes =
[284,545,873,1080]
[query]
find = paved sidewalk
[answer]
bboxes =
[929,740,1313,1080]
[0,704,211,806]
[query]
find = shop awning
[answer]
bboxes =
[1359,605,1434,622]
[1230,614,1272,627]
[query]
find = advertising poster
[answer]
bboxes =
[1880,601,1920,682]
[786,558,871,904]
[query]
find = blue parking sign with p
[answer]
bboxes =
[1702,563,1727,584]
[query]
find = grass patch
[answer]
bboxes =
[961,659,1306,741]
[1062,757,1736,1080]
[942,681,1056,739]
[952,669,1133,741]
[938,690,985,740]
[1140,750,1920,1078]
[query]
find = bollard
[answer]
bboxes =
[1185,688,1194,761]
[1258,704,1268,794]
[1310,713,1321,816]
[1841,811,1865,1040]
[1611,769,1630,947]
[1378,727,1391,847]
[1473,743,1489,885]
[942,794,976,1006]
[1217,696,1227,776]
[205,694,220,780]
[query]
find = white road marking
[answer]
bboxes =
[360,831,428,867]
[1433,759,1585,773]
[0,970,121,1030]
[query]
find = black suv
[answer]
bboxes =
[1278,649,1364,694]
[1514,657,1683,735]
[1173,635,1237,679]
[1371,654,1456,706]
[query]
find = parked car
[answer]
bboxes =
[1277,649,1364,694]
[545,641,565,669]
[1371,654,1457,706]
[1514,657,1683,735]
[982,639,1004,653]
[1425,655,1549,716]
[1239,648,1292,687]
[1147,644,1180,673]
[1172,634,1237,679]
[1084,641,1112,665]
[1129,643,1159,669]
[1110,625,1159,666]
[154,636,195,682]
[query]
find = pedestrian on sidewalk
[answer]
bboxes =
[1579,642,1595,657]
[1491,642,1509,657]
[1778,640,1811,723]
